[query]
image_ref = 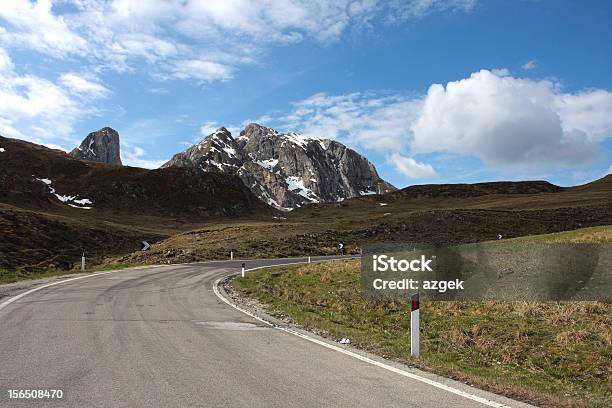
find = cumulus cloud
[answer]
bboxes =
[276,69,612,179]
[555,89,612,142]
[387,153,436,179]
[411,69,606,168]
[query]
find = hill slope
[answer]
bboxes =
[0,135,271,217]
[0,135,274,272]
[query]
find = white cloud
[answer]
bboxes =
[0,47,13,72]
[275,69,612,178]
[0,0,88,57]
[167,59,233,82]
[0,1,479,84]
[411,70,609,169]
[200,121,221,136]
[121,144,166,169]
[387,153,436,179]
[280,92,422,151]
[555,89,612,142]
[389,0,477,20]
[522,60,537,70]
[59,73,109,99]
[0,47,107,143]
[605,164,612,176]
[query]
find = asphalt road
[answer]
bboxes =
[0,257,533,408]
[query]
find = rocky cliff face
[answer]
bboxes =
[70,127,122,165]
[163,123,395,209]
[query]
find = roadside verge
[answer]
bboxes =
[214,264,533,408]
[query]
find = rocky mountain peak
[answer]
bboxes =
[163,124,395,210]
[70,127,122,166]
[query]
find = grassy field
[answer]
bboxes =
[233,226,612,408]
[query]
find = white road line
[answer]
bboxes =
[213,261,513,408]
[0,257,349,314]
[0,265,168,312]
[0,270,117,312]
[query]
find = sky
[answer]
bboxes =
[1,0,611,188]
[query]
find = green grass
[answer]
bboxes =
[503,224,612,244]
[234,227,612,408]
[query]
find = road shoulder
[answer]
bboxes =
[216,275,536,408]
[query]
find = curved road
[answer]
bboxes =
[0,258,532,407]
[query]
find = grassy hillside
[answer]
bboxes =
[0,136,276,273]
[2,134,611,277]
[119,204,612,266]
[233,226,612,408]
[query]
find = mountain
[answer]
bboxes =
[70,127,123,165]
[0,134,276,272]
[0,135,272,217]
[163,123,395,209]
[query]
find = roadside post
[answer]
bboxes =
[308,255,311,263]
[411,293,420,357]
[339,242,344,255]
[241,262,246,278]
[231,251,234,260]
[81,252,86,271]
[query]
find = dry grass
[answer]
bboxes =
[234,226,612,408]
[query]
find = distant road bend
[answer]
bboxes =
[0,257,532,408]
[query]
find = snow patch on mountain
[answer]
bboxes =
[255,158,278,170]
[162,123,395,210]
[286,176,320,203]
[35,177,93,209]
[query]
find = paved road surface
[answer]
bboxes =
[0,257,532,407]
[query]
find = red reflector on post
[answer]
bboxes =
[411,293,419,311]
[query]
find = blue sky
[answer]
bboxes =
[1,0,611,188]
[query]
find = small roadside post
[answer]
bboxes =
[308,255,311,263]
[339,242,344,255]
[241,262,246,278]
[231,251,234,260]
[141,240,150,263]
[411,293,420,357]
[81,252,86,271]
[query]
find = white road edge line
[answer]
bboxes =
[213,261,513,408]
[0,265,169,312]
[0,257,346,313]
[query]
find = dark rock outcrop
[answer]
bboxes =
[70,127,122,165]
[163,123,395,209]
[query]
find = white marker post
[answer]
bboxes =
[308,256,311,263]
[231,251,234,260]
[410,293,420,357]
[81,252,86,271]
[241,263,245,278]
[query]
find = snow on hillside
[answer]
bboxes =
[35,177,93,209]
